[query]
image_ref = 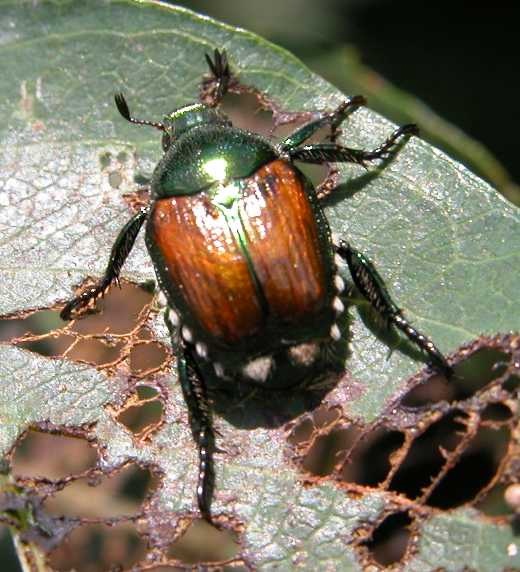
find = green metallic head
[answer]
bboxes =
[114,92,277,198]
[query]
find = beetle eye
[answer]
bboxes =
[162,132,171,151]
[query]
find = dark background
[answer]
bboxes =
[176,0,519,199]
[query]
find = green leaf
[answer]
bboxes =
[405,509,520,572]
[0,1,518,570]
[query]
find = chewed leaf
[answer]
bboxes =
[0,1,518,570]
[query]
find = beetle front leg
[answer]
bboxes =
[288,123,418,167]
[171,324,216,523]
[60,208,148,320]
[279,96,366,151]
[335,240,452,377]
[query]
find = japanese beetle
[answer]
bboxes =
[61,49,451,522]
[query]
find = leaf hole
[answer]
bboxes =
[12,430,97,480]
[69,281,153,337]
[0,309,68,356]
[218,90,330,188]
[363,510,413,567]
[0,309,64,339]
[449,348,510,399]
[401,372,455,407]
[287,405,342,448]
[286,417,315,447]
[220,91,275,137]
[481,402,513,422]
[116,388,165,439]
[129,339,169,376]
[312,405,343,428]
[342,428,405,486]
[303,425,360,476]
[137,384,159,399]
[402,347,510,407]
[167,518,240,565]
[426,425,510,509]
[108,170,123,189]
[64,336,126,368]
[389,410,468,499]
[48,522,146,572]
[504,375,519,392]
[117,462,158,504]
[44,463,157,518]
[0,281,171,378]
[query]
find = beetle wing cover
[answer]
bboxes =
[148,160,331,347]
[240,159,329,322]
[149,194,263,344]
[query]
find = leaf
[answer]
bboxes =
[405,509,520,572]
[0,1,518,570]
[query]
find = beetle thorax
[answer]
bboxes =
[163,103,231,140]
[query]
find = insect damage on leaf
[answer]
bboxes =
[286,333,520,568]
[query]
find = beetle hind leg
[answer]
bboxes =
[166,311,216,523]
[335,239,452,378]
[177,342,216,523]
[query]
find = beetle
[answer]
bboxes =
[61,49,451,522]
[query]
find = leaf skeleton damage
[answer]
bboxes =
[60,49,452,523]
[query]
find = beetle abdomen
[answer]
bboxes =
[147,159,333,349]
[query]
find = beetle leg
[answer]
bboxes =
[279,95,366,151]
[60,208,148,320]
[335,240,452,378]
[203,48,231,107]
[174,330,216,523]
[287,123,418,167]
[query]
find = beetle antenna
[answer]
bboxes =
[114,92,166,132]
